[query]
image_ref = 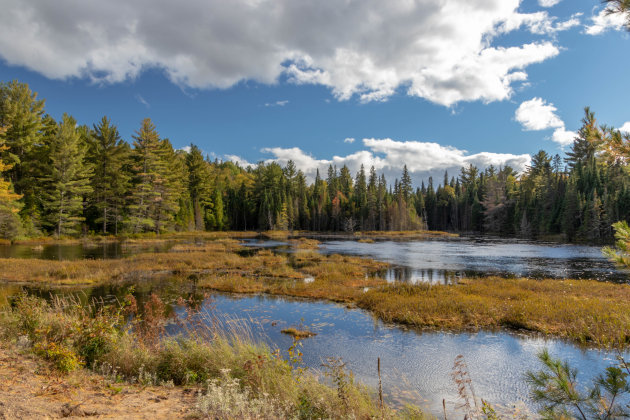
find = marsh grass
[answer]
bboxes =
[3,237,629,348]
[354,230,458,239]
[358,279,630,348]
[0,293,418,419]
[281,328,317,339]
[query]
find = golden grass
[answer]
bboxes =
[280,327,317,339]
[357,278,630,348]
[355,230,458,239]
[2,235,629,348]
[289,237,321,249]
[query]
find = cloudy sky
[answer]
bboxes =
[0,0,628,184]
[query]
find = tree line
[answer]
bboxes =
[1,80,629,242]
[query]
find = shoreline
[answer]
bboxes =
[0,238,628,350]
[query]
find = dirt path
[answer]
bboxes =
[0,347,198,419]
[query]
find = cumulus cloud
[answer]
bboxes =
[515,98,575,146]
[539,0,562,7]
[229,138,530,186]
[551,127,577,146]
[515,97,564,131]
[619,122,630,134]
[343,137,355,144]
[586,7,627,35]
[0,0,567,106]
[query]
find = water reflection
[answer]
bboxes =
[0,241,174,260]
[6,280,629,417]
[319,237,627,283]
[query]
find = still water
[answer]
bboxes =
[317,237,626,283]
[8,280,628,416]
[1,236,627,415]
[0,241,173,260]
[1,236,624,283]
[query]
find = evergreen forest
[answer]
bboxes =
[1,80,630,243]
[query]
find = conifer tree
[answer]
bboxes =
[87,117,129,234]
[185,144,212,230]
[0,125,22,237]
[41,114,92,237]
[154,139,184,232]
[0,81,46,226]
[126,118,165,233]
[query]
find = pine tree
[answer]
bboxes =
[604,0,630,30]
[0,81,46,226]
[126,118,166,233]
[154,139,184,233]
[400,165,412,203]
[185,144,212,231]
[87,116,129,234]
[41,114,92,237]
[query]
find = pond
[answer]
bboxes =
[2,236,627,416]
[1,235,625,283]
[315,237,627,283]
[0,241,174,260]
[7,279,628,417]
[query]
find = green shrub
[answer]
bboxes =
[35,341,83,373]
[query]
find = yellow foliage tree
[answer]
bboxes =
[0,125,23,237]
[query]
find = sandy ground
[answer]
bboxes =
[0,346,198,419]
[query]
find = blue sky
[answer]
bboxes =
[0,0,628,183]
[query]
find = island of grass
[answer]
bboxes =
[1,236,629,349]
[281,327,318,339]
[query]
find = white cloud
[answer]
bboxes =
[0,0,565,106]
[586,7,627,35]
[551,127,577,146]
[619,122,630,133]
[498,11,581,35]
[264,100,289,107]
[179,145,192,153]
[225,154,255,168]
[230,138,530,185]
[343,137,355,144]
[515,98,576,146]
[539,0,561,7]
[515,98,564,131]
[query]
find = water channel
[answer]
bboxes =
[1,236,628,416]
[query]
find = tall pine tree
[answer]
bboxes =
[42,114,92,237]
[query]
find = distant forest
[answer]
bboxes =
[1,80,629,242]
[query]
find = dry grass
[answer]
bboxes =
[0,240,383,289]
[3,236,629,349]
[0,294,417,419]
[280,328,317,339]
[289,238,321,249]
[355,230,458,239]
[357,278,630,349]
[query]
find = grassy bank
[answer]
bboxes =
[2,229,456,246]
[199,270,630,349]
[2,238,629,348]
[0,240,387,287]
[0,294,428,419]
